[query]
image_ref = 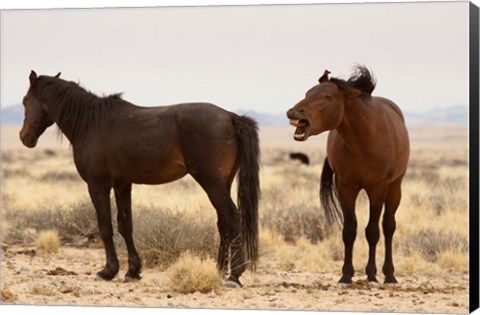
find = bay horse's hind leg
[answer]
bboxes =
[88,183,119,280]
[113,181,142,281]
[382,175,404,284]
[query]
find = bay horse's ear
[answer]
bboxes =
[347,87,363,98]
[29,70,37,85]
[318,70,331,83]
[54,72,61,78]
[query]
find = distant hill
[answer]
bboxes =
[1,105,24,125]
[1,104,469,127]
[403,106,468,126]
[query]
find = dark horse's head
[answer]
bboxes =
[19,70,59,148]
[286,66,376,141]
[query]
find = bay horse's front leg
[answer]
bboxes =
[88,183,119,280]
[113,182,142,282]
[382,175,404,284]
[364,185,388,283]
[336,181,361,284]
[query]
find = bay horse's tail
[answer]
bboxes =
[232,115,260,271]
[320,157,343,225]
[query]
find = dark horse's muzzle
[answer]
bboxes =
[19,124,39,148]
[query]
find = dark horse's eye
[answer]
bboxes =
[325,95,333,101]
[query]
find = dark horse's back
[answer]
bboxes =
[74,101,251,186]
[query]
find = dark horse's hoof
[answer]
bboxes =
[223,280,241,288]
[124,272,142,283]
[95,269,117,281]
[223,276,242,288]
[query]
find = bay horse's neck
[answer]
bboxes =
[335,97,376,154]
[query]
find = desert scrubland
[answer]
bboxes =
[0,124,471,313]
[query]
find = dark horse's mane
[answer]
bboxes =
[33,76,123,144]
[330,66,376,95]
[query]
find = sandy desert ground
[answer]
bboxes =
[0,124,472,314]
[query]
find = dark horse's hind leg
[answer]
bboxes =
[88,183,119,280]
[337,180,361,284]
[195,177,245,286]
[382,175,404,284]
[113,182,142,281]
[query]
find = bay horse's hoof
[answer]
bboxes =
[367,276,379,283]
[384,276,398,284]
[338,275,353,284]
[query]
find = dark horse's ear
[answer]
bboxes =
[318,70,331,83]
[29,70,37,85]
[54,72,61,78]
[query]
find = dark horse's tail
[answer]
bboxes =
[232,115,260,271]
[320,157,343,225]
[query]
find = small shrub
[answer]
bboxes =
[261,194,326,244]
[36,230,60,254]
[436,250,468,271]
[166,252,221,294]
[403,228,468,262]
[3,200,97,245]
[133,207,218,268]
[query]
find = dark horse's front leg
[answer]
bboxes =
[114,181,142,281]
[88,183,119,280]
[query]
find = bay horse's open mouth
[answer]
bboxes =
[289,119,310,141]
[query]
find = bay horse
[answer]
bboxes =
[20,71,260,287]
[287,66,410,284]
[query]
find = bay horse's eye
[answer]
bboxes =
[325,95,333,101]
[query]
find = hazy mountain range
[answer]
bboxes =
[1,104,469,127]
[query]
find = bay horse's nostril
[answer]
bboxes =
[287,108,305,120]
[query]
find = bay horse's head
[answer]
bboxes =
[19,71,59,148]
[286,66,375,141]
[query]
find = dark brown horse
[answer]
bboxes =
[20,71,260,287]
[287,66,410,284]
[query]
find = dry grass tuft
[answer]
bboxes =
[36,230,60,254]
[166,252,222,294]
[31,284,56,296]
[1,286,16,302]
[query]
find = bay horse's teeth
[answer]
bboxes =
[294,134,305,139]
[290,120,300,126]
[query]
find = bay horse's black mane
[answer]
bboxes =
[330,66,376,95]
[33,76,123,143]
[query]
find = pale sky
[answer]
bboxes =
[0,0,471,114]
